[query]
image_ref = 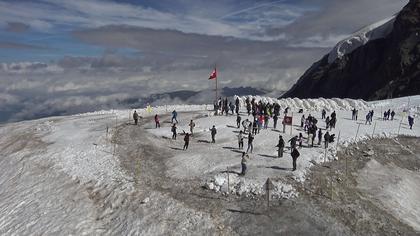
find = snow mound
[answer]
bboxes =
[235,96,371,111]
[328,16,396,63]
[204,173,298,199]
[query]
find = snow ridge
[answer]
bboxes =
[328,16,396,63]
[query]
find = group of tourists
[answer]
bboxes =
[132,97,416,177]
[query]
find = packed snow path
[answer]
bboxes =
[146,96,420,197]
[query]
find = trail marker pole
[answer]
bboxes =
[372,122,377,136]
[324,146,327,162]
[330,166,333,200]
[290,112,293,135]
[355,123,361,140]
[227,167,230,195]
[397,121,402,136]
[264,178,274,210]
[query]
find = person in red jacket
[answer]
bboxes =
[154,114,160,128]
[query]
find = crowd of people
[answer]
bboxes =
[132,97,416,176]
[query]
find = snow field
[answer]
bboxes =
[146,96,420,199]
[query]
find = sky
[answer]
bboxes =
[0,0,408,122]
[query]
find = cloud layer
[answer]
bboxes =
[0,0,409,122]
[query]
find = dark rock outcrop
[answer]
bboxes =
[282,0,420,100]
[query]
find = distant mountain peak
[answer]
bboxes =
[283,0,420,100]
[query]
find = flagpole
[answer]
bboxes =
[215,65,218,103]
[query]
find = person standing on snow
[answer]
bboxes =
[189,120,195,135]
[288,135,298,152]
[240,152,250,176]
[238,131,244,149]
[229,102,235,115]
[171,110,178,124]
[133,110,139,125]
[171,124,177,140]
[391,110,395,120]
[408,116,414,129]
[183,133,190,150]
[298,133,303,148]
[264,115,269,129]
[247,133,254,153]
[210,125,217,143]
[324,131,330,149]
[235,97,240,114]
[273,114,278,129]
[291,148,300,171]
[317,128,323,145]
[322,109,326,119]
[276,135,285,158]
[301,115,305,127]
[236,114,242,128]
[154,114,160,128]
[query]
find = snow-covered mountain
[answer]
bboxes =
[283,0,420,100]
[327,16,396,63]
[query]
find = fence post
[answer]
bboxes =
[372,122,377,136]
[355,123,361,140]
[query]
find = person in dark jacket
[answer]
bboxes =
[291,148,300,171]
[324,131,330,148]
[288,135,298,152]
[317,128,323,145]
[133,110,139,125]
[210,125,217,143]
[273,114,278,129]
[276,135,285,158]
[183,133,190,150]
[236,114,242,128]
[171,110,178,124]
[171,124,177,140]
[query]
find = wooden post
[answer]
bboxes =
[355,123,361,140]
[227,167,230,195]
[372,122,377,136]
[290,112,293,135]
[330,166,333,200]
[264,178,274,210]
[397,121,402,135]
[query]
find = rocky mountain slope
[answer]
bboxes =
[282,0,420,100]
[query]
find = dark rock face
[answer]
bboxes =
[282,0,420,100]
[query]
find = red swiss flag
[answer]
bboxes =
[208,68,217,80]
[283,116,293,125]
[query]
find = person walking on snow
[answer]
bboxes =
[183,133,190,150]
[238,131,244,149]
[276,135,285,158]
[189,120,195,135]
[210,125,217,143]
[236,114,242,128]
[247,133,254,153]
[171,124,177,140]
[171,110,178,124]
[133,110,139,125]
[240,152,250,176]
[391,110,395,120]
[291,148,300,171]
[154,114,160,128]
